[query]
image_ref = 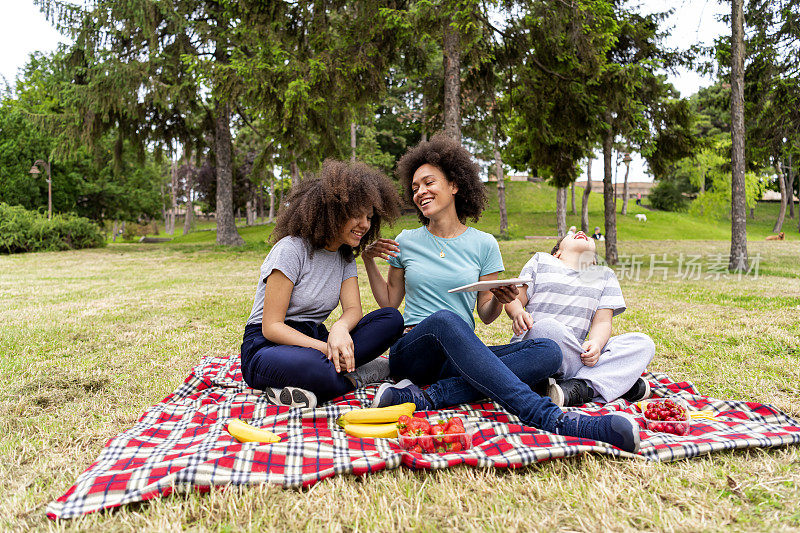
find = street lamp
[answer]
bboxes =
[29,159,52,220]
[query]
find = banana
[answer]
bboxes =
[343,422,398,439]
[337,403,415,427]
[227,418,281,443]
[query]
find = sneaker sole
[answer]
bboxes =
[371,378,412,408]
[613,412,641,454]
[266,387,317,409]
[547,380,565,408]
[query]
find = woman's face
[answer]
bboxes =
[337,208,373,248]
[411,164,458,220]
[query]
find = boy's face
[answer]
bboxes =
[555,231,596,258]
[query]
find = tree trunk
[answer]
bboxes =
[112,219,118,242]
[183,175,194,236]
[581,158,592,233]
[421,93,428,143]
[787,153,794,218]
[772,158,787,233]
[491,115,508,239]
[214,101,245,246]
[602,129,618,265]
[570,182,576,215]
[556,187,567,237]
[350,122,357,162]
[166,160,177,235]
[268,175,276,223]
[729,0,748,272]
[442,20,461,143]
[750,207,755,220]
[291,156,300,188]
[621,163,630,215]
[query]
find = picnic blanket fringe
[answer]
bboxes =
[47,355,800,520]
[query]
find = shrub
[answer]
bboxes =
[648,180,689,212]
[0,203,105,253]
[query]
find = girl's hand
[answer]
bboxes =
[511,311,534,336]
[489,284,519,305]
[327,323,355,373]
[580,339,602,367]
[362,238,400,261]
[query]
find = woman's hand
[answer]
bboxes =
[511,310,534,336]
[580,339,602,367]
[489,284,519,305]
[327,323,355,373]
[362,238,399,261]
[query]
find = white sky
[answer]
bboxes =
[1,0,729,182]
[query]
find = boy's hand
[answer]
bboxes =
[511,311,534,336]
[580,339,602,367]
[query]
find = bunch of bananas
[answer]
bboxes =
[337,403,416,438]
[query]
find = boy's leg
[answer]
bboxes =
[523,318,586,378]
[572,332,655,402]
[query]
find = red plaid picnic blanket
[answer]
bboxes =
[47,355,800,519]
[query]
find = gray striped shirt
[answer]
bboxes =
[513,252,625,342]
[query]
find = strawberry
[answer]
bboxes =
[446,441,463,452]
[411,444,423,453]
[397,415,411,436]
[447,417,465,431]
[444,425,462,443]
[431,424,446,443]
[420,435,435,453]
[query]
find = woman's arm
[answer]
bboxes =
[261,270,328,353]
[580,308,613,367]
[362,239,406,308]
[476,272,520,325]
[326,276,363,373]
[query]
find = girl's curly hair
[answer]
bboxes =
[396,133,488,225]
[273,159,400,260]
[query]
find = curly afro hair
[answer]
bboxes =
[273,159,400,261]
[396,133,487,225]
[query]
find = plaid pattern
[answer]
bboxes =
[47,355,800,520]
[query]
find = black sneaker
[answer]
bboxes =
[555,411,641,453]
[550,379,594,407]
[264,387,317,409]
[621,378,651,403]
[532,377,556,398]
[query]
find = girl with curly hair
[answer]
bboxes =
[240,159,405,408]
[362,135,640,453]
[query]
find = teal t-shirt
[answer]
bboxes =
[387,226,504,329]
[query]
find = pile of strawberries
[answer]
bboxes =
[644,398,690,435]
[397,415,469,453]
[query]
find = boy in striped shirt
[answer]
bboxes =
[505,231,655,407]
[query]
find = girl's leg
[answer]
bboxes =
[349,307,405,367]
[573,333,655,402]
[391,310,563,431]
[242,343,355,404]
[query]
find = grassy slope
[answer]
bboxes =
[141,181,799,248]
[2,239,799,531]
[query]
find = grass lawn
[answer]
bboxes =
[2,234,799,531]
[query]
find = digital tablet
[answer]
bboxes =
[447,277,532,293]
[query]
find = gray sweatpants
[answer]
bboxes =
[517,318,655,403]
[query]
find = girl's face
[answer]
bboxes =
[337,208,373,248]
[411,164,458,220]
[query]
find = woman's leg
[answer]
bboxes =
[390,310,563,431]
[428,339,562,406]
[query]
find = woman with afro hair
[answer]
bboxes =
[240,159,405,408]
[363,135,641,453]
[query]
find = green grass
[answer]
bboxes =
[1,238,799,531]
[139,181,799,248]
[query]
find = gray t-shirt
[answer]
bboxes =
[246,236,358,326]
[512,252,626,342]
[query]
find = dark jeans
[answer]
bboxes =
[389,309,563,431]
[241,307,404,403]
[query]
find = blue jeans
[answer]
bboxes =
[241,307,404,403]
[389,309,563,431]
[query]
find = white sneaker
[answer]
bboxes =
[264,387,317,409]
[371,379,413,408]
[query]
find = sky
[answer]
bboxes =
[0,1,729,183]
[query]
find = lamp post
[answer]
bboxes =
[29,159,52,220]
[621,152,632,215]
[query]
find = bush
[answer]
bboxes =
[648,180,689,212]
[0,203,106,253]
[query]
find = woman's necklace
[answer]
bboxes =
[428,226,463,258]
